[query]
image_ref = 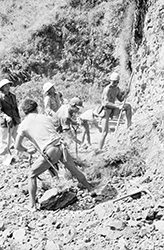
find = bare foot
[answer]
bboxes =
[94,148,102,155]
[24,204,38,212]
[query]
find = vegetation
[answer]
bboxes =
[0,0,146,103]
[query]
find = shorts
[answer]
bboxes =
[29,144,62,178]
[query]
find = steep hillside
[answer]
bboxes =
[130,0,164,111]
[1,0,164,250]
[0,0,123,87]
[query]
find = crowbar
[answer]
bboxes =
[112,186,156,205]
[72,124,79,157]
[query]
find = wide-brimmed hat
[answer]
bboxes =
[0,79,12,89]
[43,82,54,94]
[110,72,119,81]
[70,97,84,107]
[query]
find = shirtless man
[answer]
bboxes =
[99,72,132,150]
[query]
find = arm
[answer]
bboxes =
[65,129,81,144]
[61,116,81,144]
[15,134,36,154]
[117,87,129,102]
[44,96,56,117]
[0,98,12,123]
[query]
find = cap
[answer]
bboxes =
[0,79,12,89]
[43,82,54,94]
[110,72,119,81]
[70,97,84,107]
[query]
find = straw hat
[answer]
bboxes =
[110,72,119,81]
[70,97,84,107]
[43,82,54,94]
[0,79,11,89]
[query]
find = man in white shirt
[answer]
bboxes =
[15,99,93,212]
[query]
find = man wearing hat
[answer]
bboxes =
[43,82,61,117]
[0,79,20,155]
[98,72,132,150]
[55,97,84,144]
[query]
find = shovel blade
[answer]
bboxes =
[3,154,14,166]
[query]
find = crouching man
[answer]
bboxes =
[15,99,93,212]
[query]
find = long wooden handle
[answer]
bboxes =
[114,72,134,135]
[6,123,12,154]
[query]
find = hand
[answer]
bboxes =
[5,116,12,124]
[125,88,130,97]
[26,147,36,155]
[119,104,124,110]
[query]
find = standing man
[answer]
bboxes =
[0,79,20,155]
[98,72,132,150]
[15,99,93,212]
[43,82,61,117]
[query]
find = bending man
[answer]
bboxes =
[55,97,83,145]
[15,99,93,212]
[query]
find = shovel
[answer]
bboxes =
[3,123,14,166]
[72,124,79,157]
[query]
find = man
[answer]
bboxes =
[15,99,93,212]
[98,72,132,150]
[43,82,61,116]
[55,97,83,145]
[0,79,20,155]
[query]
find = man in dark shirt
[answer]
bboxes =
[0,79,20,155]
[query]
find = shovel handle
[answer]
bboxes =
[6,123,12,154]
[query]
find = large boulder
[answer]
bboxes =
[39,188,77,211]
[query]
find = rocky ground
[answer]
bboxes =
[1,112,164,250]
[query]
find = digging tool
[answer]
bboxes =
[3,123,14,166]
[72,124,79,157]
[112,186,156,205]
[114,71,134,136]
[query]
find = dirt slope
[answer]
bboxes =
[1,0,164,249]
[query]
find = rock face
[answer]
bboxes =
[130,0,164,112]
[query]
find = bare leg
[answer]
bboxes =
[61,151,92,191]
[83,120,91,145]
[99,110,110,150]
[28,147,61,209]
[11,125,19,156]
[81,129,86,144]
[28,177,37,209]
[124,103,132,128]
[92,119,102,132]
[0,127,8,155]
